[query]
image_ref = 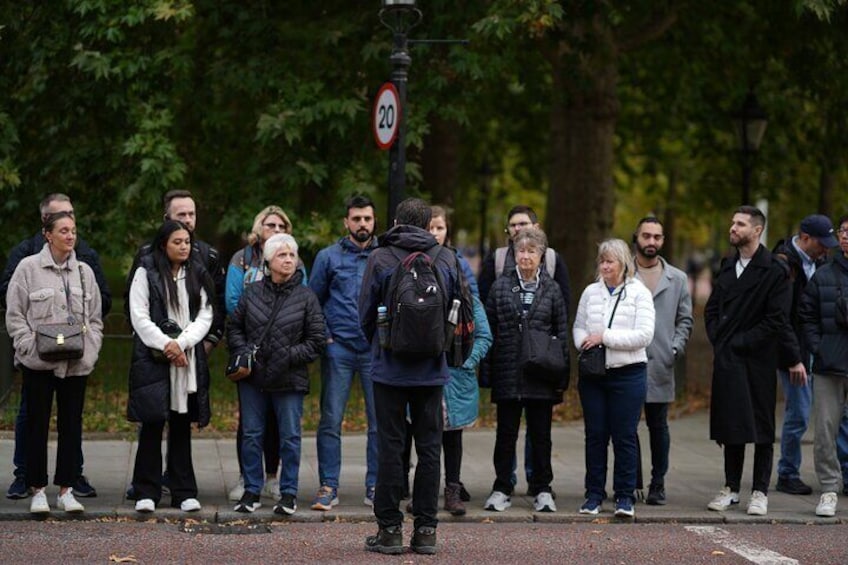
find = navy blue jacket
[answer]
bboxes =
[1,233,112,316]
[309,236,377,352]
[800,254,848,377]
[358,225,460,387]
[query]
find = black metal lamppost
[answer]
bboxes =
[379,0,422,222]
[732,90,768,205]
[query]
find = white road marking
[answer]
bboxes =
[685,526,799,565]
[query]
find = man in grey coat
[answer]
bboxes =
[633,217,693,506]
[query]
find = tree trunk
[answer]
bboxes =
[547,58,619,294]
[422,116,462,208]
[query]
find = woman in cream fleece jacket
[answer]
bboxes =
[5,211,103,515]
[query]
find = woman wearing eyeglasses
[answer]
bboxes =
[572,238,655,519]
[224,205,307,502]
[127,220,215,514]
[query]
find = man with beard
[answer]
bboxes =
[633,217,693,505]
[309,195,380,511]
[705,205,805,516]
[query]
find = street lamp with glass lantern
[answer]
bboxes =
[379,0,422,222]
[732,90,768,205]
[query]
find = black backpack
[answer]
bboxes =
[383,246,450,358]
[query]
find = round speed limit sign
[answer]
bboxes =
[372,82,401,150]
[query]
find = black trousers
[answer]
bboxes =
[23,367,87,489]
[644,402,670,487]
[724,443,773,494]
[493,399,554,495]
[443,429,463,485]
[373,382,443,530]
[132,410,197,506]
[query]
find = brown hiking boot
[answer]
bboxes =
[444,483,466,516]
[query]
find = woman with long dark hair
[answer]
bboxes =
[127,220,215,513]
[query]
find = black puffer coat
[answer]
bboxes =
[485,269,569,403]
[800,254,848,377]
[127,255,212,427]
[228,271,325,393]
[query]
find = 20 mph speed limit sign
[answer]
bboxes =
[372,82,401,150]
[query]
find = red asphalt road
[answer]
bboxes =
[0,521,845,564]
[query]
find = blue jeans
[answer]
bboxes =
[578,363,647,503]
[238,380,304,497]
[778,371,848,481]
[316,341,377,490]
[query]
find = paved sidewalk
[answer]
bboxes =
[0,410,841,524]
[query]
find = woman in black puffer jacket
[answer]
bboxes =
[484,227,569,514]
[227,233,324,515]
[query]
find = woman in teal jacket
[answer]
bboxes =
[430,206,493,516]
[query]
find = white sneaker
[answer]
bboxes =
[747,490,768,515]
[707,487,739,511]
[180,498,201,512]
[135,498,155,513]
[228,476,245,502]
[56,490,84,513]
[534,492,556,512]
[30,487,49,514]
[261,477,281,500]
[484,491,511,512]
[816,492,837,517]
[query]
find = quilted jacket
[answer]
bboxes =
[227,271,325,393]
[485,268,569,403]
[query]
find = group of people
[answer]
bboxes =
[3,191,847,554]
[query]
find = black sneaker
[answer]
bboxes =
[411,526,437,555]
[274,493,297,516]
[235,491,261,513]
[6,476,31,500]
[72,475,97,498]
[775,476,812,495]
[365,525,404,555]
[646,485,666,506]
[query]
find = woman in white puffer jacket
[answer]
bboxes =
[573,238,655,519]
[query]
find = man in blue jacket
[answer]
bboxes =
[359,197,459,556]
[1,193,112,500]
[309,195,379,511]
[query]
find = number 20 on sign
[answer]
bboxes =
[372,82,401,150]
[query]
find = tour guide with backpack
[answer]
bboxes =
[358,200,462,556]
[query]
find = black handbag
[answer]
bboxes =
[226,292,285,382]
[577,345,606,379]
[577,286,624,379]
[521,328,567,383]
[36,266,86,362]
[150,318,183,363]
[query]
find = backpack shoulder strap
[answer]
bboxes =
[544,248,556,278]
[495,247,507,277]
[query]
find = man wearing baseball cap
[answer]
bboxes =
[773,214,843,496]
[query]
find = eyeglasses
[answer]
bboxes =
[263,222,288,230]
[507,221,532,230]
[838,228,848,236]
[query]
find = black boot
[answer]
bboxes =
[411,526,437,555]
[365,525,404,555]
